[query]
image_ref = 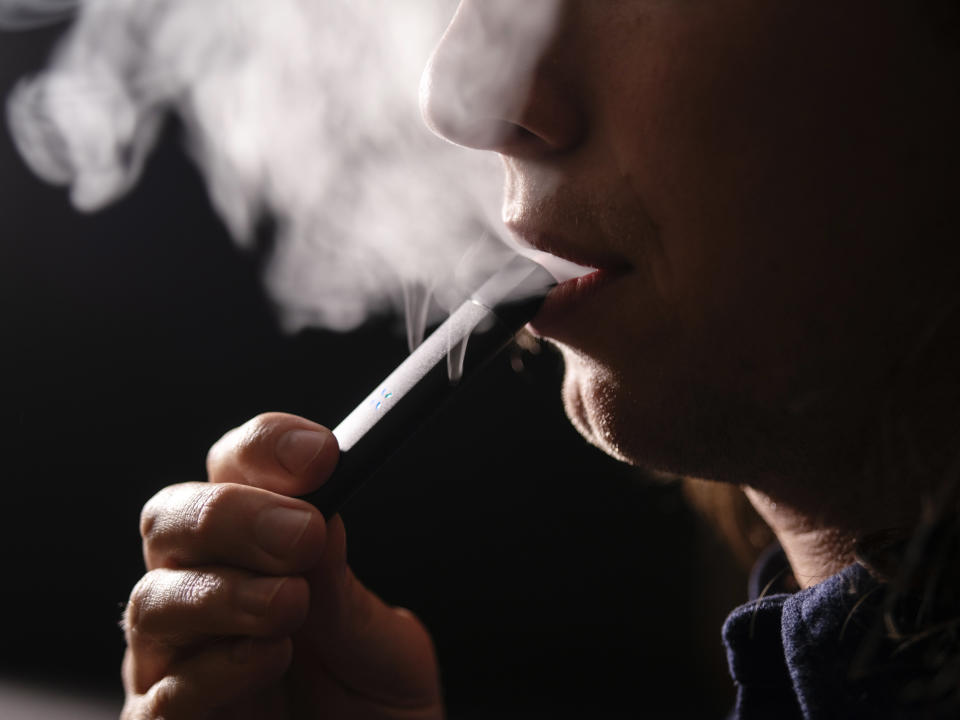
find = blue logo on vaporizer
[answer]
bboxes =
[373,388,393,410]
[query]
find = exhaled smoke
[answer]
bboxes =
[0,0,76,30]
[4,0,561,337]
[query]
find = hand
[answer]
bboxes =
[121,412,443,719]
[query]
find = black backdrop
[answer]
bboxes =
[0,23,746,719]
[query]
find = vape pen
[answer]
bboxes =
[301,253,562,518]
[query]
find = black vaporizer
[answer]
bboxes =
[301,253,560,518]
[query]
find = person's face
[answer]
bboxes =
[423,0,960,482]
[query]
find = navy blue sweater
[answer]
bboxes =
[722,546,960,719]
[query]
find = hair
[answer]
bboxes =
[683,294,960,710]
[682,477,772,570]
[677,1,960,710]
[849,295,960,709]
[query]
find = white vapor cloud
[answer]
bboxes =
[4,0,561,334]
[0,0,76,30]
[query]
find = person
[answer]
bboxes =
[120,1,960,717]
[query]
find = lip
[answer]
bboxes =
[529,266,628,334]
[504,222,632,334]
[507,223,630,275]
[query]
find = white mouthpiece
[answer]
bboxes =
[518,249,594,284]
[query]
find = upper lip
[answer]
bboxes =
[505,220,632,273]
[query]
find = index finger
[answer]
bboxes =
[207,412,339,496]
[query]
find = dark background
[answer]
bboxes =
[0,23,747,719]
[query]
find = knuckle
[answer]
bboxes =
[139,504,156,543]
[124,572,160,638]
[234,413,281,466]
[140,483,257,567]
[207,413,285,479]
[249,411,285,433]
[140,483,202,546]
[206,425,238,476]
[120,696,150,720]
[139,486,177,541]
[125,569,223,638]
[147,676,179,719]
[190,483,237,543]
[171,569,222,610]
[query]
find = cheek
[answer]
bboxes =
[606,2,910,285]
[603,2,925,384]
[599,11,780,328]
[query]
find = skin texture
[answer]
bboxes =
[124,1,960,716]
[423,0,960,584]
[121,414,442,719]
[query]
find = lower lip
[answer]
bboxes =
[529,267,627,333]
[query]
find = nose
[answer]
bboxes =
[420,0,584,157]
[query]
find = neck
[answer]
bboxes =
[741,451,944,588]
[743,486,859,587]
[742,306,960,589]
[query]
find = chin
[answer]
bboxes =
[558,346,637,465]
[556,342,735,482]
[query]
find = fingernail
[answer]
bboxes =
[237,577,286,616]
[275,429,327,474]
[255,507,312,557]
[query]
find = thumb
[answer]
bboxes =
[296,514,442,709]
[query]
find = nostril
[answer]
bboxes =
[492,122,557,157]
[420,1,581,155]
[422,60,584,156]
[513,126,538,142]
